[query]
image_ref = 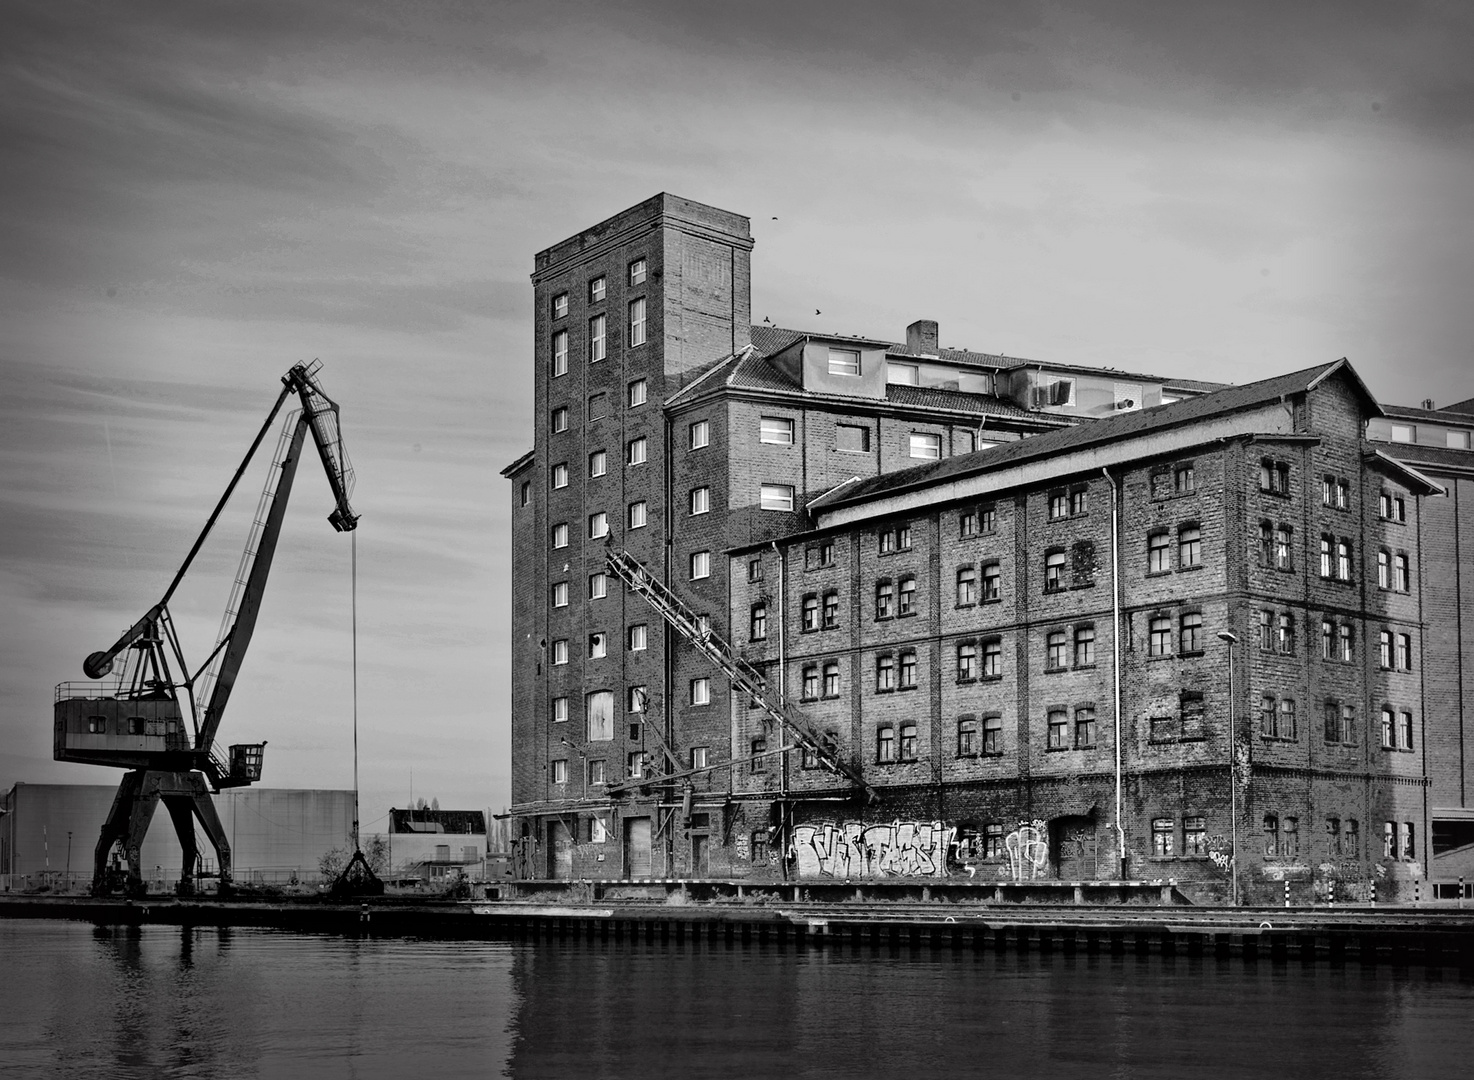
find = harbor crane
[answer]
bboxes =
[53,361,358,897]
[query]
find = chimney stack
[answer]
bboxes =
[1422,398,1435,410]
[906,319,939,357]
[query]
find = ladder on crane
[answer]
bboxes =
[603,545,877,802]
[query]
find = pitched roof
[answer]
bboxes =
[389,808,487,834]
[883,384,1063,423]
[815,360,1355,511]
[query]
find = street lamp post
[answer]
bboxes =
[1218,630,1239,906]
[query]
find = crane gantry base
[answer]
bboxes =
[92,769,231,898]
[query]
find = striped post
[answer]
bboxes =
[1370,879,1377,907]
[1415,879,1422,905]
[1327,879,1335,908]
[1461,877,1466,908]
[1284,879,1290,908]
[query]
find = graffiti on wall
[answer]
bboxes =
[790,820,954,879]
[1004,820,1049,881]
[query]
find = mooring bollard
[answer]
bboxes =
[1284,879,1290,908]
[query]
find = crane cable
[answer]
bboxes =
[352,528,360,852]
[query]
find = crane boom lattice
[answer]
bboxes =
[603,545,876,801]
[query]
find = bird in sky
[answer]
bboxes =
[815,309,821,315]
[762,316,771,323]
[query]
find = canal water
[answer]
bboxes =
[2,919,1471,1079]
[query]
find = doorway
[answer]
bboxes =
[547,819,572,880]
[1053,816,1098,880]
[691,833,710,877]
[624,816,652,878]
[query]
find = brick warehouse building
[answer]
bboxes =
[503,193,1472,903]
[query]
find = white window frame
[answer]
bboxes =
[628,500,647,529]
[588,450,606,478]
[551,522,568,549]
[551,406,568,433]
[551,695,568,722]
[909,432,942,459]
[690,678,711,706]
[588,572,608,599]
[690,420,710,450]
[588,511,608,539]
[552,292,568,319]
[628,624,647,651]
[690,486,710,515]
[552,581,569,607]
[588,632,608,659]
[627,436,648,466]
[589,314,606,363]
[628,378,647,407]
[589,276,605,303]
[629,258,646,285]
[759,484,794,511]
[551,759,568,784]
[759,416,794,445]
[628,297,646,347]
[828,348,861,376]
[551,640,568,665]
[552,330,568,377]
[690,550,711,580]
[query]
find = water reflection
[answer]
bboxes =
[3,920,1471,1079]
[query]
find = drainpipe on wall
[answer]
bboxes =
[773,540,790,880]
[1104,467,1128,879]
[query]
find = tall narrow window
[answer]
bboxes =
[898,723,918,760]
[690,678,710,706]
[551,522,569,549]
[1336,540,1352,581]
[1394,554,1410,592]
[629,258,646,285]
[1378,550,1391,589]
[1178,524,1202,568]
[1047,710,1068,750]
[1274,525,1292,570]
[627,436,647,466]
[822,590,839,630]
[1074,707,1097,748]
[1180,612,1203,654]
[628,378,647,407]
[822,661,840,698]
[589,314,606,362]
[876,725,895,763]
[1046,630,1067,670]
[983,715,1002,754]
[1044,550,1066,592]
[750,604,767,641]
[1153,819,1175,858]
[628,624,647,651]
[1148,615,1172,657]
[957,566,977,606]
[802,594,820,632]
[876,654,896,692]
[690,486,710,515]
[689,420,709,450]
[957,642,978,681]
[1074,625,1096,666]
[875,581,894,620]
[982,639,1002,678]
[1148,531,1171,573]
[588,571,608,598]
[589,450,607,478]
[552,329,569,377]
[898,650,917,689]
[551,406,569,433]
[628,297,646,347]
[589,276,605,303]
[627,501,647,529]
[552,292,568,319]
[957,717,978,756]
[981,563,1001,601]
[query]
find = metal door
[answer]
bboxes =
[625,816,652,878]
[548,819,572,880]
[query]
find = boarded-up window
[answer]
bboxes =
[586,690,614,741]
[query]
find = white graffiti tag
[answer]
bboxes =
[1004,821,1049,881]
[790,820,955,879]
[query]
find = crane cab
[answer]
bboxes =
[53,688,191,770]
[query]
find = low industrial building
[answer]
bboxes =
[386,807,488,883]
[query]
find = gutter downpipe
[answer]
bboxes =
[773,540,790,880]
[1104,467,1127,879]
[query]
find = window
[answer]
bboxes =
[1152,819,1174,858]
[876,725,895,763]
[822,660,840,698]
[690,678,710,706]
[1320,620,1333,660]
[628,624,647,651]
[1174,464,1195,494]
[1263,814,1279,856]
[1338,624,1354,662]
[689,420,709,450]
[588,631,607,658]
[983,715,1003,755]
[876,654,896,692]
[625,436,647,467]
[587,391,607,421]
[1336,540,1352,581]
[957,566,977,606]
[1390,424,1414,443]
[1180,612,1203,654]
[520,480,531,507]
[1379,630,1393,669]
[983,823,1004,858]
[1258,521,1273,565]
[801,665,819,701]
[1260,459,1290,494]
[1275,612,1293,655]
[1045,630,1067,670]
[748,558,764,583]
[1048,492,1069,520]
[981,562,1001,601]
[898,723,918,761]
[1178,525,1201,568]
[690,551,710,579]
[1321,475,1334,507]
[1319,535,1333,579]
[822,590,839,629]
[836,424,870,453]
[875,581,894,620]
[551,759,568,784]
[828,348,860,376]
[759,417,794,445]
[552,292,568,319]
[628,258,646,285]
[588,572,608,600]
[1380,706,1395,749]
[628,378,647,407]
[551,696,568,722]
[960,510,980,538]
[802,594,820,632]
[1281,816,1300,856]
[586,689,614,740]
[898,576,916,616]
[588,512,608,540]
[750,604,767,641]
[750,738,767,772]
[760,484,795,511]
[1183,816,1207,857]
[1181,692,1204,738]
[1074,625,1096,667]
[628,297,646,347]
[1070,488,1089,516]
[1394,554,1410,592]
[1148,615,1171,657]
[1279,699,1297,741]
[1274,525,1292,570]
[588,450,606,478]
[888,362,918,385]
[898,650,917,690]
[552,329,568,376]
[909,432,941,459]
[1148,531,1171,573]
[589,314,606,362]
[552,522,569,549]
[1398,710,1414,751]
[628,501,647,529]
[551,406,569,433]
[690,745,709,769]
[689,486,710,515]
[1450,430,1473,450]
[1044,550,1066,593]
[1047,709,1068,750]
[957,642,978,681]
[982,639,1002,679]
[979,506,997,534]
[957,717,979,756]
[1075,707,1097,749]
[551,463,569,489]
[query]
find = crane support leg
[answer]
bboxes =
[90,770,231,897]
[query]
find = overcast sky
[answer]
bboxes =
[2,0,1471,834]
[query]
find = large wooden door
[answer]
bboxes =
[625,816,652,878]
[1054,816,1097,880]
[548,820,573,880]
